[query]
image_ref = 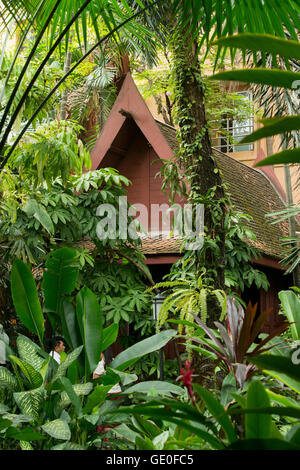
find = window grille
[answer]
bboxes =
[210,91,254,153]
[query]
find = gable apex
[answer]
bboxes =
[91,73,173,170]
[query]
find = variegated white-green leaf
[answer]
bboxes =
[41,419,71,441]
[51,442,86,450]
[60,410,71,423]
[153,431,169,450]
[13,386,45,421]
[55,382,93,413]
[82,413,99,425]
[20,440,34,450]
[17,335,46,370]
[51,346,83,383]
[0,403,10,414]
[3,412,33,426]
[0,366,19,391]
[9,355,43,389]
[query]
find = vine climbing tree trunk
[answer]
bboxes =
[171,32,227,325]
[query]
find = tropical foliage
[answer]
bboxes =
[0,0,299,453]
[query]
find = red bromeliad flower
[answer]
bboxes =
[178,360,195,403]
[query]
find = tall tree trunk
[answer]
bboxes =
[60,48,73,120]
[171,34,227,324]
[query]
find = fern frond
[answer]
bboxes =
[145,280,189,293]
[199,289,207,324]
[213,290,227,322]
[157,291,190,331]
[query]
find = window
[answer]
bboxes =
[211,91,254,153]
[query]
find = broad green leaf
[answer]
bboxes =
[5,427,46,442]
[61,300,82,352]
[250,355,300,394]
[0,417,12,432]
[267,390,299,409]
[113,424,140,444]
[10,259,44,345]
[255,149,300,167]
[212,68,300,89]
[41,418,71,441]
[0,366,19,391]
[59,377,82,418]
[245,381,271,439]
[124,381,185,396]
[76,287,103,377]
[278,291,300,341]
[286,424,300,446]
[13,386,45,421]
[23,198,54,234]
[56,382,93,418]
[51,346,83,383]
[42,248,79,315]
[250,355,300,382]
[194,384,237,444]
[110,330,177,371]
[106,367,137,386]
[133,415,162,439]
[109,403,224,450]
[101,323,119,352]
[82,384,112,414]
[220,371,237,406]
[9,355,43,389]
[136,435,155,450]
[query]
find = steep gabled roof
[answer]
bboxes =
[90,73,173,170]
[91,73,290,261]
[155,119,289,260]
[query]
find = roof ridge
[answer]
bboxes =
[154,118,178,131]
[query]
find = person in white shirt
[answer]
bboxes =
[49,336,65,364]
[93,348,121,394]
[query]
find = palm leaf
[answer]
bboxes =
[212,69,300,89]
[213,33,300,62]
[241,116,300,143]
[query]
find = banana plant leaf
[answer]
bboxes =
[42,248,79,316]
[245,381,271,440]
[10,259,44,346]
[110,329,177,371]
[278,290,300,340]
[76,287,103,378]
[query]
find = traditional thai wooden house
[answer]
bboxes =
[90,72,293,333]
